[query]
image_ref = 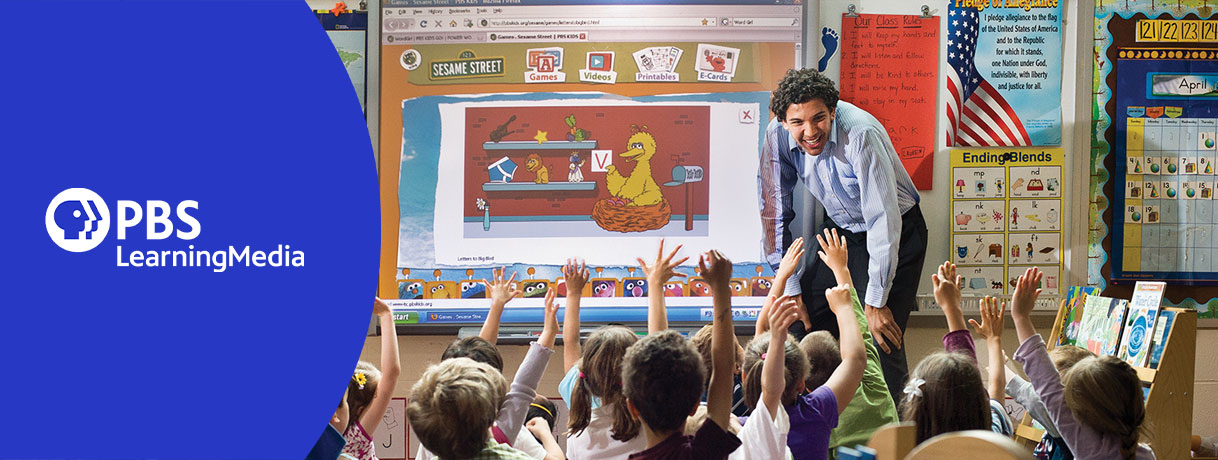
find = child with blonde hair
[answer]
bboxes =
[341,298,401,460]
[556,258,647,460]
[1009,267,1154,460]
[406,358,533,459]
[419,267,559,460]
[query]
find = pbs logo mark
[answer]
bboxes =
[45,188,111,252]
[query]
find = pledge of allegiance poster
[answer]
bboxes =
[946,0,1063,146]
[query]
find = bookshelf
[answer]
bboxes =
[1012,300,1197,460]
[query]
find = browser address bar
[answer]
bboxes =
[481,17,716,28]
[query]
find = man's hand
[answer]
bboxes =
[793,295,811,331]
[769,295,802,333]
[865,304,902,353]
[489,266,522,306]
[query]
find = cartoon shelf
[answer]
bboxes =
[482,140,598,150]
[482,182,597,192]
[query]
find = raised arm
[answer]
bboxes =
[496,295,557,444]
[480,267,522,343]
[561,259,590,372]
[816,228,851,286]
[969,296,1008,401]
[824,285,865,413]
[539,288,559,350]
[760,237,807,335]
[360,298,401,431]
[932,262,968,333]
[700,250,736,429]
[762,296,801,419]
[1011,267,1043,344]
[638,238,688,334]
[933,262,976,360]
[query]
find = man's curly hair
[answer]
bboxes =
[770,68,839,121]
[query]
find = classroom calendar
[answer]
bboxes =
[950,148,1065,296]
[1114,43,1218,282]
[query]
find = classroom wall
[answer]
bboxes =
[811,0,1092,301]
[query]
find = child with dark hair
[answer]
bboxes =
[761,230,895,457]
[621,250,741,460]
[557,259,648,460]
[523,395,564,460]
[1009,268,1154,460]
[342,298,401,460]
[420,267,558,460]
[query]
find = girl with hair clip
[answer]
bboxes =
[341,298,401,460]
[1009,267,1154,460]
[556,258,648,460]
[902,262,1012,443]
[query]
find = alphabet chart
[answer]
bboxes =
[1113,47,1218,282]
[950,148,1064,296]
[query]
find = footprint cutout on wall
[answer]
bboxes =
[818,27,839,72]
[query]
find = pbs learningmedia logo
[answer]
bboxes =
[45,188,304,272]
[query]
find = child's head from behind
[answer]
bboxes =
[741,331,809,409]
[1063,355,1146,460]
[900,352,990,443]
[569,325,639,440]
[1049,345,1093,374]
[347,361,382,424]
[527,394,558,433]
[799,331,841,390]
[406,357,507,459]
[689,324,744,383]
[441,336,504,372]
[622,330,706,434]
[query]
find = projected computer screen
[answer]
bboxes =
[377,0,805,327]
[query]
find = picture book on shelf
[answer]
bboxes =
[1078,295,1128,356]
[1147,309,1178,369]
[1118,281,1164,367]
[1058,286,1099,346]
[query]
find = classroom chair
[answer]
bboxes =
[903,430,1032,460]
[866,422,917,460]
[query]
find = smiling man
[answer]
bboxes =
[758,68,927,403]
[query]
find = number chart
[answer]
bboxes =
[1114,46,1218,282]
[950,148,1064,296]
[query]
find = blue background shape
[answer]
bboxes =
[0,1,376,458]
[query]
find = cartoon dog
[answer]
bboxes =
[525,153,550,184]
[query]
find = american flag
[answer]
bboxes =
[945,5,1031,146]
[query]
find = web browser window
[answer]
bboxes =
[378,0,804,329]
